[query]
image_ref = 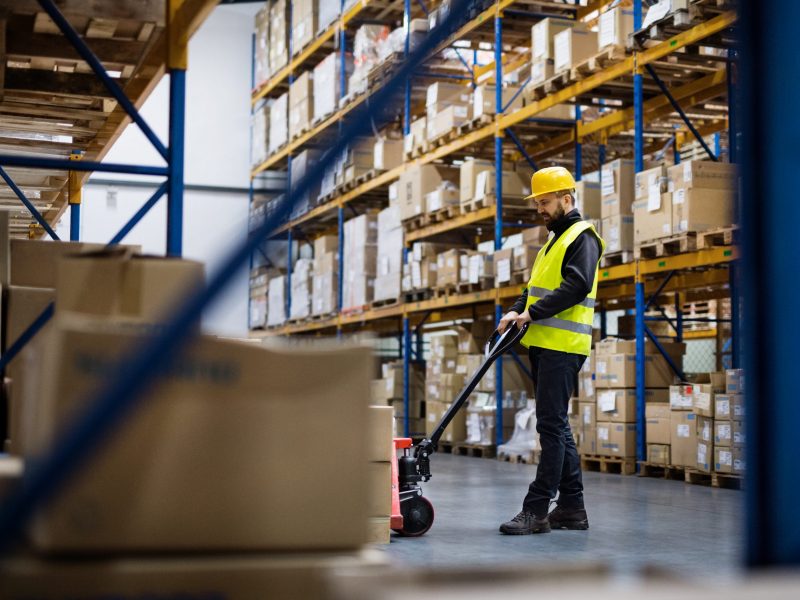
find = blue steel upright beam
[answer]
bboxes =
[404,0,412,135]
[166,0,187,256]
[68,151,83,241]
[633,0,644,173]
[494,9,505,447]
[634,276,646,464]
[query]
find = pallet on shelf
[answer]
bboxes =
[634,231,698,260]
[580,454,637,476]
[428,204,461,223]
[402,213,433,232]
[370,297,400,310]
[340,304,369,317]
[497,448,540,465]
[684,468,743,489]
[570,44,628,81]
[637,461,686,480]
[308,311,337,322]
[455,113,493,136]
[696,225,737,249]
[600,250,634,268]
[404,289,432,303]
[460,195,530,215]
[453,443,496,459]
[456,280,492,294]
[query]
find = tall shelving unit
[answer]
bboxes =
[251,0,738,460]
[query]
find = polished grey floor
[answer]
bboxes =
[384,454,744,579]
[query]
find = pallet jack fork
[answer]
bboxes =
[390,322,529,537]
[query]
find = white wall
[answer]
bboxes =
[56,4,260,336]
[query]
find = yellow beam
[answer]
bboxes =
[405,206,496,243]
[598,268,730,302]
[640,246,737,275]
[252,0,369,104]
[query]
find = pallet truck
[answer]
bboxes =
[390,322,529,536]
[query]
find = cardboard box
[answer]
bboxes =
[645,403,672,445]
[697,416,714,444]
[553,26,596,72]
[715,394,745,420]
[596,388,669,423]
[253,4,270,89]
[732,419,745,448]
[667,159,737,191]
[373,138,403,171]
[647,443,670,465]
[671,187,734,234]
[314,235,338,256]
[670,410,697,468]
[473,169,528,202]
[397,164,459,221]
[692,383,721,418]
[269,92,289,153]
[714,419,732,447]
[633,193,673,244]
[714,446,745,474]
[268,0,289,72]
[530,58,554,85]
[290,0,316,54]
[575,180,601,219]
[598,7,634,50]
[600,159,636,219]
[9,239,106,288]
[404,115,427,155]
[427,104,471,142]
[459,158,494,203]
[577,400,597,455]
[367,406,394,462]
[696,440,713,473]
[532,18,580,61]
[601,214,634,254]
[595,353,681,388]
[635,165,667,201]
[0,550,387,600]
[313,52,352,120]
[596,422,636,458]
[595,338,686,357]
[493,248,515,285]
[367,462,392,517]
[725,369,745,394]
[288,71,314,138]
[670,384,694,410]
[454,320,495,354]
[426,399,467,443]
[24,319,374,552]
[473,84,523,119]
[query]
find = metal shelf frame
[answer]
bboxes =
[252,1,739,449]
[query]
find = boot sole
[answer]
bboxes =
[549,520,589,530]
[499,525,551,535]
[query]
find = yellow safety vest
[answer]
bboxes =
[520,220,605,356]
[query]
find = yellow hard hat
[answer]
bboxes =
[525,166,576,200]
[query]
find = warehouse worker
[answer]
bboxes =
[497,166,605,535]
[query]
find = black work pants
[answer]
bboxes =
[522,346,586,516]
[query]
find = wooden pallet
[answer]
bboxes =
[685,468,743,489]
[354,168,383,186]
[402,213,433,231]
[580,454,637,476]
[456,280,491,294]
[404,290,432,303]
[634,231,698,260]
[438,441,455,454]
[453,443,496,459]
[632,6,708,48]
[370,297,400,310]
[455,113,493,136]
[404,142,431,160]
[428,204,461,223]
[460,195,530,215]
[570,44,628,81]
[696,225,737,249]
[526,69,573,101]
[289,122,312,142]
[600,251,634,268]
[308,312,337,322]
[497,448,540,465]
[637,461,686,480]
[340,304,369,317]
[431,283,460,298]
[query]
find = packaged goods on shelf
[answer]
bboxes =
[601,214,633,253]
[426,104,472,143]
[493,248,515,286]
[22,317,374,552]
[425,182,460,213]
[267,275,287,326]
[715,446,745,474]
[601,159,636,219]
[498,399,539,457]
[349,25,391,96]
[726,368,745,394]
[577,400,596,455]
[529,59,554,86]
[642,0,691,29]
[268,92,288,153]
[313,52,353,121]
[289,71,314,140]
[465,392,515,445]
[312,252,337,316]
[459,158,493,203]
[426,399,467,443]
[666,159,737,234]
[374,205,403,302]
[426,82,471,116]
[575,180,601,219]
[290,149,322,218]
[670,410,697,468]
[632,164,670,243]
[251,102,269,167]
[473,84,524,119]
[597,422,636,458]
[249,266,275,330]
[713,419,745,449]
[404,115,427,156]
[594,338,685,389]
[268,0,289,73]
[553,26,597,73]
[253,5,270,89]
[598,6,634,50]
[376,361,425,403]
[291,0,317,56]
[342,212,378,309]
[317,0,340,33]
[434,249,471,288]
[373,137,403,171]
[668,158,737,191]
[647,443,670,465]
[532,18,582,62]
[715,393,745,420]
[342,137,374,184]
[692,373,725,418]
[467,253,493,286]
[397,164,459,221]
[289,258,313,320]
[313,234,338,256]
[646,403,671,445]
[596,388,669,423]
[453,320,495,354]
[473,169,529,204]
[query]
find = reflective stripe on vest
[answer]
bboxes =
[521,220,606,356]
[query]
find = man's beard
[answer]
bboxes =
[543,203,566,230]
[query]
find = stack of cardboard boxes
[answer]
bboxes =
[290,149,322,218]
[473,84,523,120]
[373,136,404,172]
[402,241,448,295]
[348,25,391,97]
[714,369,746,474]
[268,0,289,74]
[425,82,472,144]
[341,138,374,187]
[425,333,467,443]
[290,0,316,56]
[397,164,459,223]
[253,4,271,89]
[374,204,403,303]
[289,257,314,320]
[370,361,425,436]
[633,163,670,244]
[311,235,339,316]
[288,71,314,141]
[459,158,529,211]
[594,338,684,459]
[249,265,276,329]
[553,23,597,74]
[267,274,287,327]
[492,226,548,288]
[342,212,378,309]
[366,406,394,544]
[597,5,634,51]
[530,18,578,85]
[575,354,597,455]
[313,51,353,122]
[251,103,269,168]
[600,159,636,254]
[269,92,289,153]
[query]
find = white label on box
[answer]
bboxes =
[695,392,712,411]
[718,423,731,439]
[734,459,746,471]
[598,391,617,413]
[583,405,592,425]
[697,443,707,463]
[532,61,545,83]
[733,404,745,418]
[475,170,490,200]
[601,169,616,197]
[598,426,609,441]
[679,219,688,232]
[648,184,661,211]
[716,399,730,417]
[677,424,690,438]
[734,431,745,444]
[662,223,671,234]
[673,188,686,205]
[586,379,594,397]
[554,30,569,71]
[533,25,547,59]
[599,9,616,49]
[497,258,511,283]
[701,421,712,442]
[454,105,468,119]
[719,450,732,466]
[683,161,692,183]
[596,360,607,374]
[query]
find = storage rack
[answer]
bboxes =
[251,0,738,460]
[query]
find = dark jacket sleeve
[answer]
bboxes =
[509,288,528,314]
[528,231,601,321]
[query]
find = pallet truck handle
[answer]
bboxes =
[413,322,529,480]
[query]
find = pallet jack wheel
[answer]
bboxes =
[394,495,434,537]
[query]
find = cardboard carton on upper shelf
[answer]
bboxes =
[671,187,734,234]
[473,84,524,119]
[288,70,314,140]
[493,248,515,286]
[23,318,374,553]
[397,164,459,221]
[291,0,317,55]
[427,104,471,142]
[529,59,554,86]
[532,18,582,62]
[253,4,270,89]
[404,115,428,156]
[313,51,353,121]
[598,6,634,50]
[601,159,636,219]
[667,159,737,191]
[373,138,404,171]
[601,214,634,254]
[553,26,598,73]
[633,192,673,244]
[268,0,289,73]
[268,92,288,153]
[575,180,601,220]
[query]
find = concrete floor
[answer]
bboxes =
[384,454,744,579]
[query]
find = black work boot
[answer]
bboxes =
[548,504,589,530]
[499,510,551,535]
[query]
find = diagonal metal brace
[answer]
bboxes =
[644,323,687,381]
[645,64,717,162]
[0,166,60,240]
[506,127,538,170]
